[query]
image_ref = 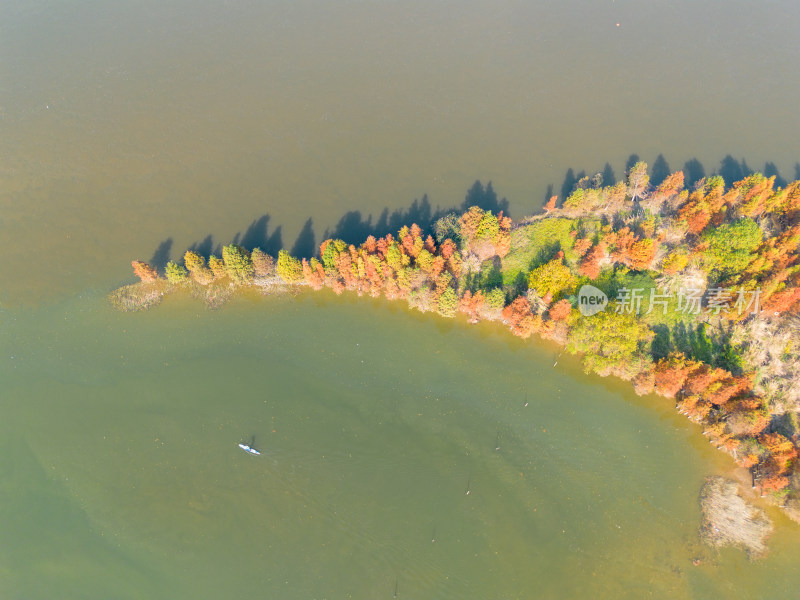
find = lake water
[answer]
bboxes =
[2,1,800,598]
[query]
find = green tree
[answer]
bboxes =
[484,287,506,310]
[436,287,458,317]
[662,250,689,274]
[183,250,213,285]
[222,244,254,284]
[183,251,206,273]
[208,255,226,279]
[385,242,407,271]
[433,212,462,245]
[165,261,188,284]
[476,211,500,240]
[321,239,348,270]
[528,259,576,299]
[276,249,303,282]
[416,248,434,272]
[567,311,654,377]
[701,218,762,281]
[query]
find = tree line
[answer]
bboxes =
[116,162,800,518]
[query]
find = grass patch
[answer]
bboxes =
[501,218,579,285]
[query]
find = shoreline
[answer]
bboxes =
[112,163,800,540]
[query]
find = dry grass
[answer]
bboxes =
[699,476,773,559]
[190,281,236,309]
[108,282,166,312]
[734,316,800,419]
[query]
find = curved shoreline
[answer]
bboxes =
[113,163,800,533]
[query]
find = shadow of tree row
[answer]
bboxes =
[149,180,510,269]
[652,321,744,375]
[150,152,799,270]
[553,153,800,206]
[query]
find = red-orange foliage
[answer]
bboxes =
[132,260,159,283]
[627,239,655,270]
[737,453,760,469]
[440,239,457,260]
[650,171,685,203]
[684,364,726,397]
[424,235,436,254]
[758,432,797,493]
[447,253,463,278]
[732,175,776,218]
[578,243,606,279]
[653,353,697,398]
[402,233,423,258]
[705,376,752,406]
[430,256,446,279]
[751,226,800,277]
[684,205,711,234]
[501,297,539,339]
[302,259,324,290]
[458,290,484,323]
[724,397,769,437]
[632,366,656,396]
[760,433,797,468]
[609,228,636,263]
[773,180,800,222]
[331,279,345,295]
[760,475,790,494]
[495,212,513,258]
[548,299,572,321]
[363,235,377,254]
[335,252,357,288]
[401,234,415,257]
[544,196,557,212]
[364,256,382,284]
[376,237,389,258]
[762,286,800,314]
[678,395,712,421]
[459,207,484,243]
[573,237,592,258]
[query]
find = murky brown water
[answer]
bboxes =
[2,1,800,598]
[3,0,799,305]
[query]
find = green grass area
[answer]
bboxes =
[501,218,580,285]
[577,267,743,369]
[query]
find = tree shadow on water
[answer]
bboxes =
[650,154,671,187]
[601,162,616,186]
[461,180,509,214]
[322,182,510,247]
[290,218,317,258]
[718,154,752,187]
[188,235,214,258]
[764,162,787,188]
[149,238,173,270]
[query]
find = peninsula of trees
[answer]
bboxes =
[112,162,800,523]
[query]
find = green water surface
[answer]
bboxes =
[3,0,800,597]
[2,291,800,598]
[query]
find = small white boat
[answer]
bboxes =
[238,443,261,456]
